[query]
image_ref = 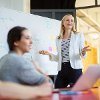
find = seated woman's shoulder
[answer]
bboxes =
[9,53,23,60]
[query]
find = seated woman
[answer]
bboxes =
[72,65,100,91]
[0,26,52,86]
[0,81,52,99]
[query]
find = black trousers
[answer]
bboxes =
[55,62,82,89]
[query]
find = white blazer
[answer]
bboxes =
[49,32,86,71]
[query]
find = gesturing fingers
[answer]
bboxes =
[39,50,49,55]
[82,45,91,52]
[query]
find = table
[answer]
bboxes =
[37,87,100,100]
[0,87,99,100]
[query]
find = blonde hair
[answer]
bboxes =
[58,14,77,39]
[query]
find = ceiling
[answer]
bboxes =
[75,0,100,47]
[76,0,100,24]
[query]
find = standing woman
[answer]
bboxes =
[39,14,90,88]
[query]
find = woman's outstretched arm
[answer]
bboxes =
[0,82,52,99]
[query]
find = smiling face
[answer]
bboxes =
[62,15,74,30]
[14,30,32,54]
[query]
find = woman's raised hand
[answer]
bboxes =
[82,45,91,56]
[39,50,50,55]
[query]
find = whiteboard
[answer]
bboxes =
[0,8,61,75]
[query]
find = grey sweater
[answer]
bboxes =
[0,52,46,85]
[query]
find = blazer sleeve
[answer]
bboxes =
[49,38,59,62]
[79,32,86,58]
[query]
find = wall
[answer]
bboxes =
[82,41,100,87]
[0,0,30,12]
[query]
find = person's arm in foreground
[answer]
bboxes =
[32,60,47,75]
[0,82,52,99]
[72,65,100,91]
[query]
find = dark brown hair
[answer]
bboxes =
[7,26,27,51]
